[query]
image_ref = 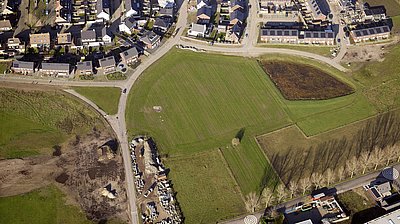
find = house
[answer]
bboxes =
[139,31,161,49]
[350,25,390,43]
[259,0,292,13]
[125,0,141,18]
[188,23,206,37]
[95,26,113,44]
[305,0,330,22]
[364,5,386,22]
[153,17,170,33]
[119,17,138,35]
[41,62,72,78]
[197,0,210,9]
[57,33,72,45]
[11,60,35,74]
[81,30,97,45]
[197,6,213,24]
[0,20,12,31]
[230,10,245,25]
[225,23,241,43]
[29,33,51,48]
[7,38,24,52]
[96,0,111,22]
[300,30,335,45]
[260,28,299,43]
[76,61,94,76]
[366,208,400,224]
[98,56,116,74]
[230,0,245,11]
[159,7,174,17]
[120,47,139,65]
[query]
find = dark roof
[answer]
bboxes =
[99,56,115,67]
[351,25,390,37]
[197,6,212,18]
[261,29,298,37]
[94,26,113,39]
[125,17,137,29]
[41,62,70,71]
[77,61,93,70]
[120,47,139,60]
[81,30,96,40]
[12,60,34,69]
[364,5,386,16]
[230,0,246,9]
[159,8,174,17]
[230,10,245,22]
[153,18,169,29]
[140,31,161,45]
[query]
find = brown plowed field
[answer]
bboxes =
[261,61,354,100]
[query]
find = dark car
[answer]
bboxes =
[123,88,127,94]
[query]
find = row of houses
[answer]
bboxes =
[55,0,112,25]
[260,28,335,45]
[11,46,139,77]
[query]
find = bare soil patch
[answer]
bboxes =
[261,61,354,100]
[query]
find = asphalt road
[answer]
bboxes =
[0,1,352,223]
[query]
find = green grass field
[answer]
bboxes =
[259,44,335,57]
[126,49,378,222]
[73,87,121,115]
[0,88,102,158]
[164,150,246,224]
[0,186,92,224]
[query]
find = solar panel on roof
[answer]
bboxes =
[383,26,389,32]
[86,62,90,66]
[327,33,333,38]
[369,29,375,34]
[277,31,282,35]
[355,31,361,36]
[284,31,290,36]
[321,33,326,38]
[362,30,368,35]
[306,32,311,38]
[375,27,383,33]
[124,51,129,56]
[313,33,319,38]
[291,30,297,36]
[14,63,19,68]
[270,30,275,35]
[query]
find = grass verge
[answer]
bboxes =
[73,87,121,115]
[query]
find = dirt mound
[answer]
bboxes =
[55,173,69,184]
[261,61,354,100]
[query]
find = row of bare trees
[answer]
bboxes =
[245,143,400,213]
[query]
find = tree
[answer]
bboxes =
[288,181,298,198]
[276,184,287,203]
[245,192,259,213]
[299,177,311,195]
[370,147,384,170]
[384,145,396,166]
[359,151,371,174]
[231,137,240,147]
[261,187,274,209]
[325,168,335,186]
[346,157,358,178]
[337,166,346,181]
[311,172,324,189]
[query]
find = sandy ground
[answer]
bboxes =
[0,83,128,222]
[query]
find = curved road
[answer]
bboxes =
[0,1,351,223]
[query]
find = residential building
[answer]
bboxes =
[57,33,73,45]
[296,0,330,25]
[300,30,335,45]
[95,26,113,44]
[41,62,72,78]
[260,28,299,43]
[29,33,51,48]
[139,31,161,49]
[96,0,111,22]
[350,25,390,43]
[119,17,138,35]
[197,6,212,24]
[76,61,94,75]
[159,7,174,17]
[366,208,400,224]
[7,38,24,52]
[230,0,245,11]
[153,17,170,33]
[120,47,139,65]
[363,5,386,22]
[188,23,206,37]
[11,61,35,74]
[98,56,116,74]
[225,23,242,43]
[81,30,97,45]
[125,0,141,18]
[259,0,293,14]
[230,10,245,26]
[0,20,12,31]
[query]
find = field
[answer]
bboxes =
[126,49,379,222]
[0,87,101,158]
[163,150,246,224]
[73,87,121,115]
[261,60,354,100]
[0,185,92,224]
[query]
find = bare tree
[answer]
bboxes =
[261,187,274,209]
[393,144,400,162]
[245,192,259,213]
[276,184,287,203]
[288,181,298,198]
[346,157,358,178]
[359,151,371,174]
[337,166,346,181]
[299,177,311,195]
[311,172,324,189]
[370,147,384,170]
[325,168,335,186]
[385,145,396,166]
